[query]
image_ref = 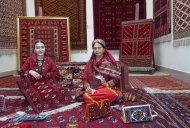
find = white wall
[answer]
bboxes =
[0,0,190,74]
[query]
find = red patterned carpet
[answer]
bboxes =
[151,93,190,128]
[0,75,20,88]
[0,89,179,128]
[129,76,190,90]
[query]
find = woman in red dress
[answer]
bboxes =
[20,40,60,80]
[82,39,122,104]
[18,40,73,113]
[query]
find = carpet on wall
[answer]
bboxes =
[17,17,70,69]
[129,75,190,91]
[173,0,190,40]
[153,0,171,38]
[93,0,146,50]
[41,0,87,50]
[0,0,26,54]
[119,19,154,69]
[0,89,179,128]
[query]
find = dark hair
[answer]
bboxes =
[33,40,45,47]
[92,39,106,49]
[32,40,45,52]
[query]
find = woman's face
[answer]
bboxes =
[34,42,45,56]
[93,43,105,58]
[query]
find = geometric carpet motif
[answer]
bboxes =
[173,0,190,40]
[129,75,190,90]
[151,93,190,128]
[153,0,171,38]
[0,76,20,88]
[40,0,87,50]
[17,75,74,113]
[119,19,154,67]
[93,0,146,50]
[0,89,179,128]
[0,0,26,54]
[17,17,70,70]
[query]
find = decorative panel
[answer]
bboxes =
[41,0,87,50]
[17,17,70,70]
[93,0,146,50]
[119,19,154,68]
[153,0,171,38]
[0,0,26,54]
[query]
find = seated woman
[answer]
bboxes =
[20,40,59,80]
[18,39,73,113]
[82,39,135,104]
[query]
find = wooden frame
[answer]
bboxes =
[17,16,71,71]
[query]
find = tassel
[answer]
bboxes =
[122,93,137,102]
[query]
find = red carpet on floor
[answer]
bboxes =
[0,89,179,128]
[0,75,20,88]
[129,75,190,90]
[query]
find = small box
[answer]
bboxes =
[121,104,157,123]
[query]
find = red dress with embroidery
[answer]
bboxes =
[20,53,60,80]
[83,50,122,104]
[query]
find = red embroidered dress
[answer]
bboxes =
[20,53,60,79]
[18,53,73,113]
[83,50,122,104]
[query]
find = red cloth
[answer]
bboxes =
[83,85,121,104]
[83,50,117,84]
[83,50,121,103]
[20,53,60,80]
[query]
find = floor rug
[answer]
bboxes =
[0,76,20,88]
[151,93,190,128]
[129,76,190,90]
[0,89,22,96]
[0,89,179,128]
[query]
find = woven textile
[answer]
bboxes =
[41,0,87,50]
[17,17,70,69]
[153,0,171,38]
[173,0,190,40]
[58,64,85,89]
[151,93,190,128]
[93,0,146,50]
[0,76,20,88]
[119,19,154,68]
[1,89,179,128]
[0,0,25,54]
[129,75,190,90]
[17,76,74,113]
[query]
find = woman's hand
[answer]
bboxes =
[101,80,115,87]
[29,70,42,79]
[101,80,109,87]
[84,82,96,94]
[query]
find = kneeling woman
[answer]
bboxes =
[82,39,122,104]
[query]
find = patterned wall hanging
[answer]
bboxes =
[93,0,146,50]
[119,19,154,71]
[35,0,87,50]
[17,17,71,70]
[173,0,190,46]
[153,0,171,38]
[0,0,26,54]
